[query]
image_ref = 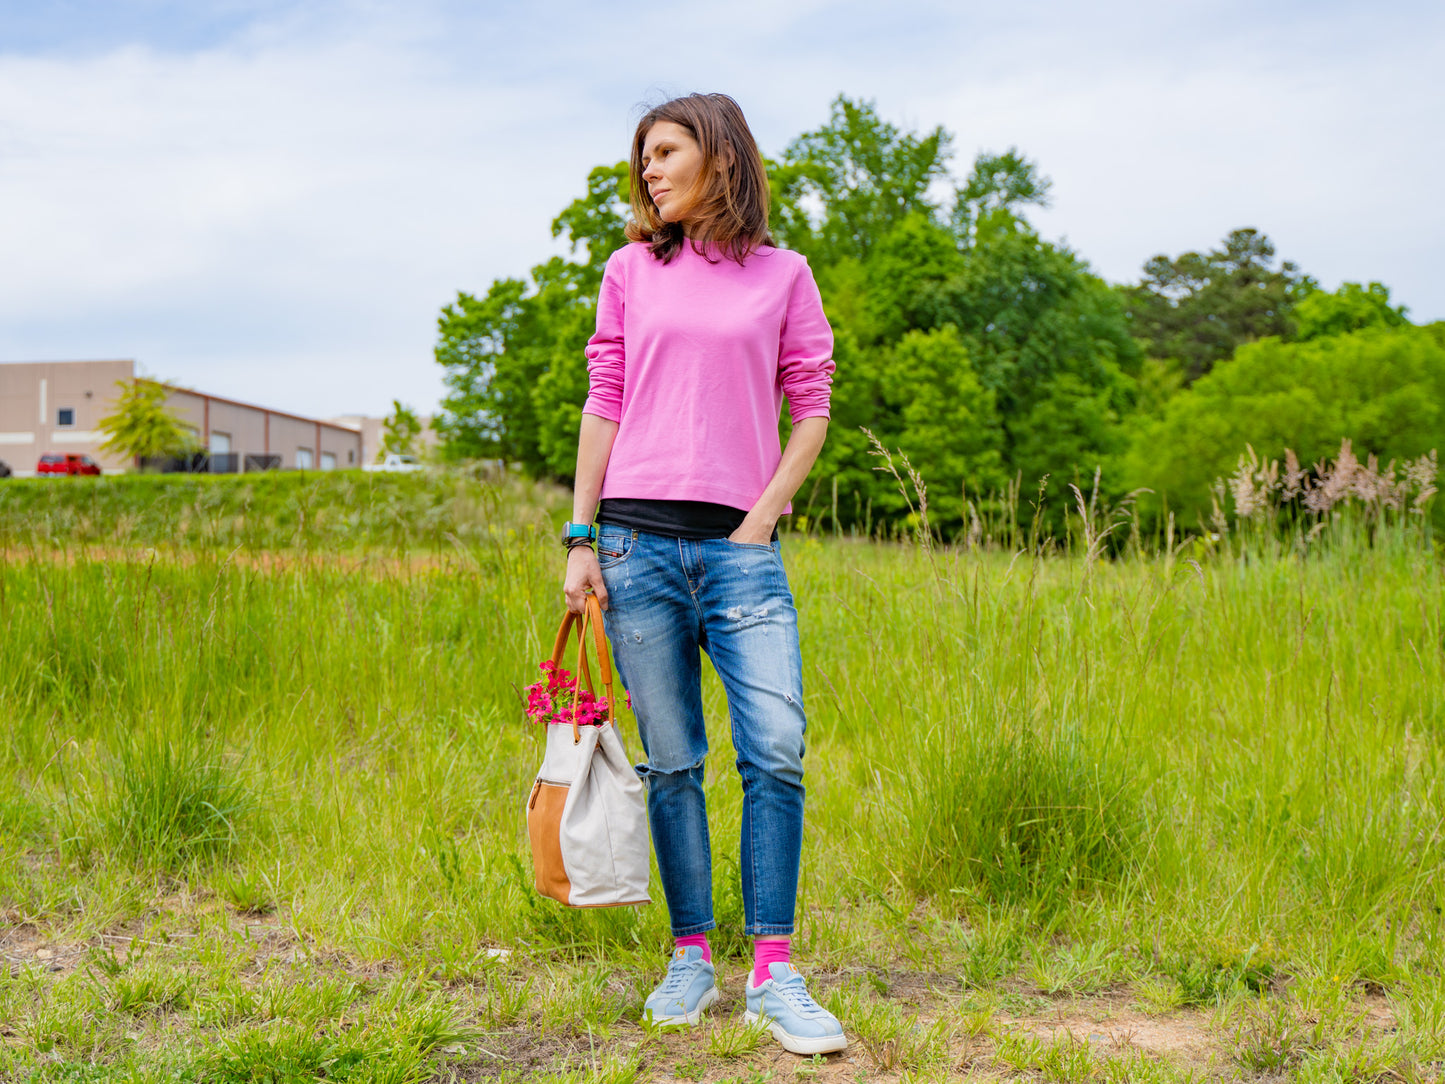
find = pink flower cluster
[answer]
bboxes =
[524,660,630,727]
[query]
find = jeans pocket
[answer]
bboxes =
[720,537,775,552]
[597,530,633,569]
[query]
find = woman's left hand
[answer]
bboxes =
[728,515,776,546]
[730,418,826,547]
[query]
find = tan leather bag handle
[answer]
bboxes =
[548,595,616,742]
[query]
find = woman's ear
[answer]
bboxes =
[718,140,735,172]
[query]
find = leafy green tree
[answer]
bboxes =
[1011,373,1131,498]
[97,379,199,463]
[950,148,1052,245]
[1294,281,1409,341]
[530,307,599,479]
[1132,357,1185,418]
[857,212,963,345]
[800,139,1138,526]
[936,209,1141,416]
[434,165,629,474]
[438,95,1387,546]
[1122,229,1315,382]
[864,206,1139,499]
[380,400,422,460]
[549,163,630,292]
[433,277,536,463]
[775,96,952,265]
[877,325,1005,528]
[798,326,880,528]
[1126,324,1445,524]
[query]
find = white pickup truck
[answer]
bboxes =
[363,453,425,473]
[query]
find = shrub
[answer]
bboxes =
[1126,324,1445,530]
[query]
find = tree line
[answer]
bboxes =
[433,95,1440,537]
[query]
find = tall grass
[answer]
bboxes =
[1,467,1443,1077]
[0,466,565,552]
[91,728,255,870]
[903,719,1147,910]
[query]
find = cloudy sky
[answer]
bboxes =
[2,0,1441,420]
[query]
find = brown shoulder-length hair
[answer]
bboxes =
[625,93,774,265]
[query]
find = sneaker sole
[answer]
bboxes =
[646,984,718,1026]
[744,1009,848,1055]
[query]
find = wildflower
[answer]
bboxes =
[1304,438,1362,515]
[1406,450,1439,511]
[1209,480,1230,536]
[1282,449,1305,503]
[537,660,573,694]
[525,683,554,721]
[1229,444,1280,521]
[523,661,626,727]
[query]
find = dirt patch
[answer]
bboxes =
[0,912,1414,1083]
[1013,1006,1217,1058]
[0,924,75,974]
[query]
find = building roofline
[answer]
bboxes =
[148,381,361,435]
[0,363,362,438]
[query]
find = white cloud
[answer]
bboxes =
[0,0,1441,418]
[0,13,614,415]
[906,4,1445,303]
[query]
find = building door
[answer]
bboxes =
[320,452,336,471]
[296,448,313,469]
[210,431,231,454]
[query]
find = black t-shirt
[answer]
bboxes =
[597,498,778,541]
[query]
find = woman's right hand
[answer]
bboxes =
[564,546,609,613]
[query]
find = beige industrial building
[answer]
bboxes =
[0,360,362,476]
[328,411,440,466]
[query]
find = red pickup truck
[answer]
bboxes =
[37,454,102,477]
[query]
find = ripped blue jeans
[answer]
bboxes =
[597,525,806,937]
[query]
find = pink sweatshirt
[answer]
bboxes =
[583,241,835,512]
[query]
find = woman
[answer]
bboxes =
[561,93,846,1056]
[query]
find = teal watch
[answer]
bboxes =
[561,521,597,549]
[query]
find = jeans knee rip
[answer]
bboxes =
[634,754,706,781]
[724,604,770,628]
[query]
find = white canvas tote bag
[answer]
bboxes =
[525,595,651,908]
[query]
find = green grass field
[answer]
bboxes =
[2,470,1443,1082]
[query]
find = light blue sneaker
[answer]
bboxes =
[642,946,718,1026]
[744,962,848,1055]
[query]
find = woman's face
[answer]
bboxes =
[640,121,704,224]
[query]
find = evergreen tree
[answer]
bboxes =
[1122,228,1315,382]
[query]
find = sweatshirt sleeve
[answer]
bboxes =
[582,251,626,422]
[778,255,835,424]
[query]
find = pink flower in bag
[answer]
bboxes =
[524,661,632,727]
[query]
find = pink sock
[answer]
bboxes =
[675,933,711,963]
[752,938,791,987]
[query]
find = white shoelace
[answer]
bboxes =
[656,958,702,997]
[768,974,827,1018]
